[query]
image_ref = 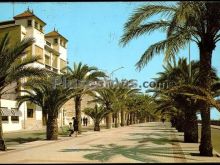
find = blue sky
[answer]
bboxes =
[1,2,220,120]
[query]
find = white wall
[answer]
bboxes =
[32,28,45,48]
[59,45,67,61]
[35,105,42,120]
[20,25,26,41]
[0,99,24,132]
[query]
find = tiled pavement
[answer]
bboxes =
[0,122,219,163]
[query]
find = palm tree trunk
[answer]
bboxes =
[46,115,58,140]
[198,42,214,156]
[115,112,120,128]
[139,116,146,123]
[199,107,212,155]
[75,95,82,134]
[126,113,130,125]
[133,113,136,124]
[130,113,133,125]
[94,120,100,131]
[184,108,198,143]
[106,112,112,129]
[42,111,47,126]
[176,112,184,132]
[120,109,125,127]
[146,115,149,122]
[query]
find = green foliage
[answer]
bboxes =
[17,76,78,117]
[64,62,107,96]
[0,33,48,96]
[83,105,109,123]
[125,94,158,119]
[120,2,220,70]
[150,58,220,117]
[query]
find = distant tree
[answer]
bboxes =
[65,62,106,133]
[17,76,77,140]
[84,105,109,131]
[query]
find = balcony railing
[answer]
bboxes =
[52,68,58,73]
[45,64,51,70]
[46,41,52,47]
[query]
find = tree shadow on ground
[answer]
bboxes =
[60,143,195,163]
[126,132,182,145]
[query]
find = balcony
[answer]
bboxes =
[46,41,52,47]
[52,68,58,73]
[45,64,51,70]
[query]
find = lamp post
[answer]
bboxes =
[189,41,191,79]
[110,66,124,80]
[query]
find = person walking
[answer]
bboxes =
[85,117,88,126]
[83,117,86,126]
[68,122,74,137]
[73,117,79,137]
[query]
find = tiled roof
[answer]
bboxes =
[14,10,34,18]
[45,30,68,42]
[14,10,46,25]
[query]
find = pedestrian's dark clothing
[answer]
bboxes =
[73,119,79,131]
[83,117,86,126]
[85,118,88,126]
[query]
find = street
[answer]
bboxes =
[0,122,219,163]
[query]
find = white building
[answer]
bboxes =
[0,9,68,132]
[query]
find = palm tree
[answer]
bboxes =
[89,87,115,129]
[136,95,157,123]
[154,92,186,132]
[0,33,47,151]
[153,58,218,143]
[125,94,157,125]
[155,58,200,142]
[17,76,77,140]
[65,62,106,133]
[120,2,220,156]
[83,105,109,131]
[115,79,140,127]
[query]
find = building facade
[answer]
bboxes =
[0,9,69,132]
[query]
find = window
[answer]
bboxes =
[54,38,58,44]
[34,21,38,29]
[11,116,19,122]
[46,41,51,47]
[40,25,42,31]
[27,20,32,27]
[2,116,8,122]
[27,109,33,118]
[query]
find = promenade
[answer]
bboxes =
[0,122,219,163]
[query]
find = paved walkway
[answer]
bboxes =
[0,122,219,163]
